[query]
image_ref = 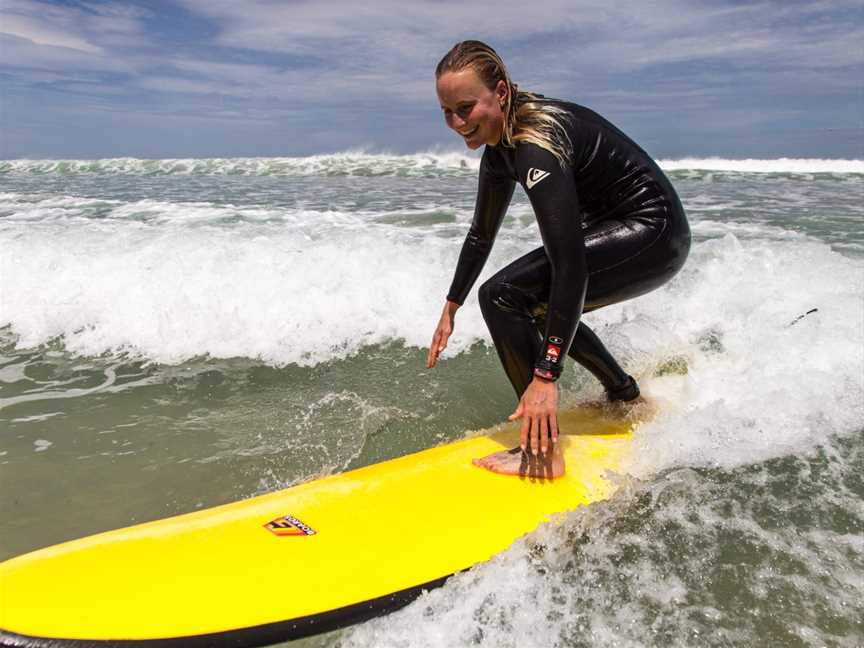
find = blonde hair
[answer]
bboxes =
[436,40,573,167]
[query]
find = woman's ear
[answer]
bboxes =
[496,80,508,108]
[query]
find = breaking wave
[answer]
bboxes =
[1,154,861,178]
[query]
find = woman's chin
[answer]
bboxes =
[464,138,483,150]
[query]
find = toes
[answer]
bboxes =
[484,459,503,474]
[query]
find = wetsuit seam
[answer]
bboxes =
[574,131,602,175]
[587,218,669,276]
[583,222,629,243]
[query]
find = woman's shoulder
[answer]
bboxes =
[516,93,613,126]
[532,97,609,126]
[482,144,518,181]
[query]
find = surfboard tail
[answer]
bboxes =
[0,574,450,648]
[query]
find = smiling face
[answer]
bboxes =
[436,68,508,149]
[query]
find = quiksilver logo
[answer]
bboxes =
[526,168,550,189]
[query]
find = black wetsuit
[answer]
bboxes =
[446,99,691,400]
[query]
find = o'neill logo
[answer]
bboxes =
[526,168,550,189]
[265,515,316,537]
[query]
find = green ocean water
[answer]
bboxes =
[1,155,863,646]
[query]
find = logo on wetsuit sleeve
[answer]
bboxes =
[545,343,561,363]
[526,168,550,189]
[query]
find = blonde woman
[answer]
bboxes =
[427,41,691,478]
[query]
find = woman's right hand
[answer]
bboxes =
[426,300,459,368]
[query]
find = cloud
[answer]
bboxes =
[145,0,863,116]
[0,32,129,73]
[1,0,861,157]
[175,0,863,70]
[5,1,860,99]
[0,0,149,53]
[0,12,101,53]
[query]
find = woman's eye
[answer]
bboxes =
[442,105,472,120]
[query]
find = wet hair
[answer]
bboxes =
[436,40,572,166]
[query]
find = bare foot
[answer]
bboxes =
[580,395,654,421]
[472,445,565,480]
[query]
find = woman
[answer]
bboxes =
[427,41,690,478]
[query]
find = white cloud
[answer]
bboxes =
[0,0,149,59]
[0,32,132,73]
[175,0,863,70]
[137,0,862,113]
[1,0,861,156]
[0,11,101,53]
[4,0,860,102]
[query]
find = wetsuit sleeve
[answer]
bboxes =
[446,148,516,305]
[515,144,587,381]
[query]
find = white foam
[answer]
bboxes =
[2,154,862,176]
[3,164,862,646]
[658,157,864,174]
[343,427,864,646]
[0,150,481,177]
[537,231,863,477]
[690,219,810,242]
[0,208,516,365]
[3,198,861,475]
[11,413,63,423]
[33,439,53,452]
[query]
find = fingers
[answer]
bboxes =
[540,416,549,454]
[519,411,529,452]
[550,415,559,446]
[512,381,559,456]
[530,415,539,456]
[528,414,554,456]
[426,337,435,367]
[514,406,554,456]
[426,331,440,368]
[426,328,450,368]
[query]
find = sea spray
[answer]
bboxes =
[2,154,861,177]
[1,154,862,646]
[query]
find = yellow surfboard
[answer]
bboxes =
[0,408,636,647]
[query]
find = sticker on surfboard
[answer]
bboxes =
[265,515,316,537]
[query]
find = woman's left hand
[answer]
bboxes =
[508,377,559,455]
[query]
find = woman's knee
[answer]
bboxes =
[477,277,504,318]
[478,277,531,320]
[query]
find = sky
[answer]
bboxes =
[0,0,862,159]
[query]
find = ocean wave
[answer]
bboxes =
[659,157,864,175]
[1,153,861,177]
[344,437,864,647]
[0,218,511,364]
[0,151,481,178]
[0,191,468,227]
[338,233,864,648]
[2,213,861,378]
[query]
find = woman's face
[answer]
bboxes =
[436,69,507,149]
